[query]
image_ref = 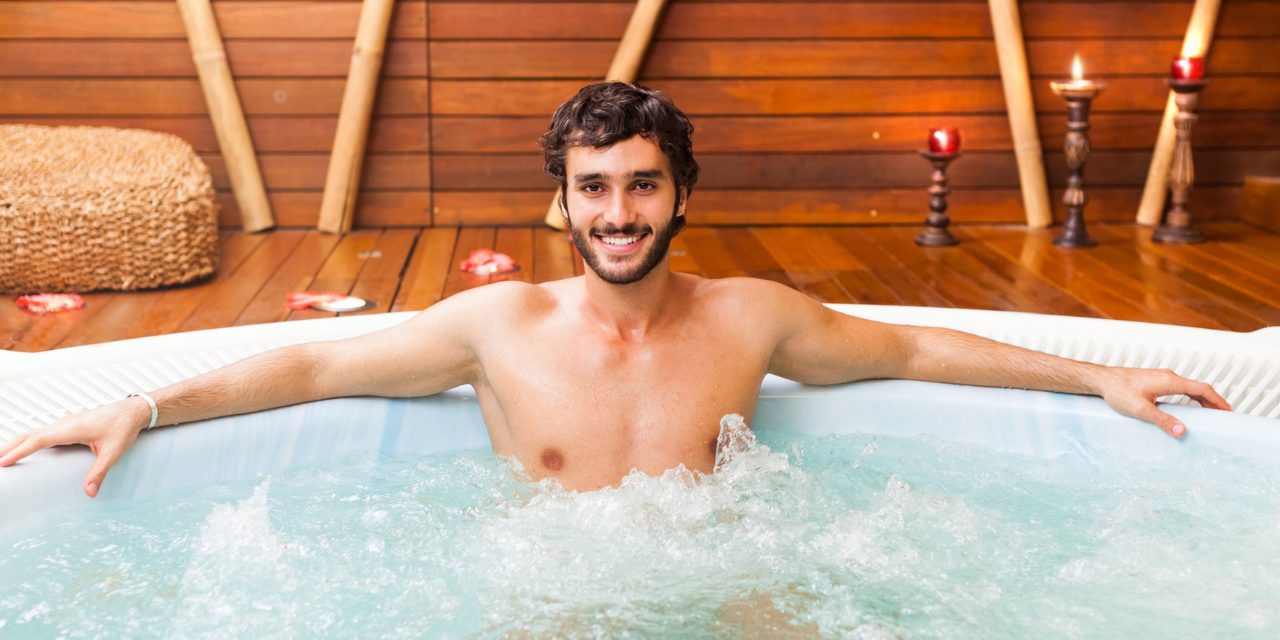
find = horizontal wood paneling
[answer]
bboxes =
[0,79,429,115]
[4,1,1277,228]
[0,116,430,152]
[424,39,1280,79]
[426,2,1280,40]
[202,153,430,190]
[216,191,431,227]
[1,0,429,229]
[429,150,1280,190]
[430,112,1280,153]
[0,2,427,39]
[431,186,1242,226]
[0,40,428,78]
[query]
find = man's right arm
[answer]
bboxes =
[0,283,499,497]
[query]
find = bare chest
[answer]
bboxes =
[473,328,770,490]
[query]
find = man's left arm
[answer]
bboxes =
[767,290,1231,438]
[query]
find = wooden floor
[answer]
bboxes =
[3,222,1277,352]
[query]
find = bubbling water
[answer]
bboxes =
[2,417,1279,639]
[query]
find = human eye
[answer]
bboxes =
[633,181,657,192]
[580,183,604,194]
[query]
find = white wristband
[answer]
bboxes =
[126,391,159,430]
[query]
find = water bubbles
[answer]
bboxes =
[4,437,1280,637]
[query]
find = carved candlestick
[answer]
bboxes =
[1153,78,1209,243]
[916,150,959,247]
[1050,78,1106,248]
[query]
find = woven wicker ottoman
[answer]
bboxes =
[0,125,219,293]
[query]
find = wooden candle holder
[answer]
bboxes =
[1050,80,1106,248]
[916,151,959,247]
[1153,78,1209,244]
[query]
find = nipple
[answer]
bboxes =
[541,448,565,472]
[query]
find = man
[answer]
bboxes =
[0,82,1230,497]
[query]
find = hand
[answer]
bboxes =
[0,398,151,498]
[1098,367,1231,438]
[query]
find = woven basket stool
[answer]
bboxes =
[0,125,219,293]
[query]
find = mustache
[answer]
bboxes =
[592,223,651,236]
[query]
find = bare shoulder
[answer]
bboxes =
[415,279,559,327]
[691,275,817,319]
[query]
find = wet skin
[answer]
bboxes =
[470,275,778,490]
[463,137,783,489]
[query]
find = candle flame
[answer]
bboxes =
[1071,54,1084,81]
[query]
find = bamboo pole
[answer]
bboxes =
[1135,0,1222,226]
[317,0,397,234]
[544,0,668,230]
[987,0,1052,228]
[176,0,274,232]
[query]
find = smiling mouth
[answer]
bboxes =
[599,234,642,246]
[593,230,650,252]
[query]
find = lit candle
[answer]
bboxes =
[1065,54,1092,89]
[1171,56,1205,80]
[928,126,960,154]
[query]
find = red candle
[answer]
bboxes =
[928,127,960,154]
[1171,56,1205,80]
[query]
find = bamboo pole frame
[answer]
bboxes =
[988,0,1053,228]
[1135,0,1222,226]
[544,0,668,230]
[317,0,397,234]
[176,0,274,232]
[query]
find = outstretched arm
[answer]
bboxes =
[0,284,497,497]
[766,286,1231,438]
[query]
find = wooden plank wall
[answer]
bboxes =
[0,0,432,227]
[2,1,1278,228]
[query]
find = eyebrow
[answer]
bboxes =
[571,169,666,183]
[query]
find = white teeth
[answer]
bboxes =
[600,235,639,246]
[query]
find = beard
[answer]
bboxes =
[570,211,681,285]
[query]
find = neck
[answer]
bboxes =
[580,260,676,340]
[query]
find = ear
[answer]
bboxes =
[676,188,689,219]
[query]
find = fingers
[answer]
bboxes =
[1188,383,1232,411]
[1131,403,1186,439]
[1149,370,1232,412]
[0,434,46,466]
[0,434,27,462]
[83,446,124,499]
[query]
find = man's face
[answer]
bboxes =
[563,135,687,285]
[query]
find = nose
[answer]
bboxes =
[600,190,637,229]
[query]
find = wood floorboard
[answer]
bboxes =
[978,226,1207,325]
[669,235,702,275]
[106,232,270,341]
[866,227,1014,311]
[678,227,744,278]
[531,228,576,284]
[492,227,534,285]
[177,231,307,333]
[393,227,459,312]
[345,229,419,317]
[825,227,954,307]
[950,228,1101,318]
[1126,226,1280,307]
[1089,227,1272,331]
[288,230,383,322]
[10,291,116,352]
[442,227,498,299]
[234,231,343,326]
[3,223,1275,352]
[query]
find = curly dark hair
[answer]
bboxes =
[540,82,699,206]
